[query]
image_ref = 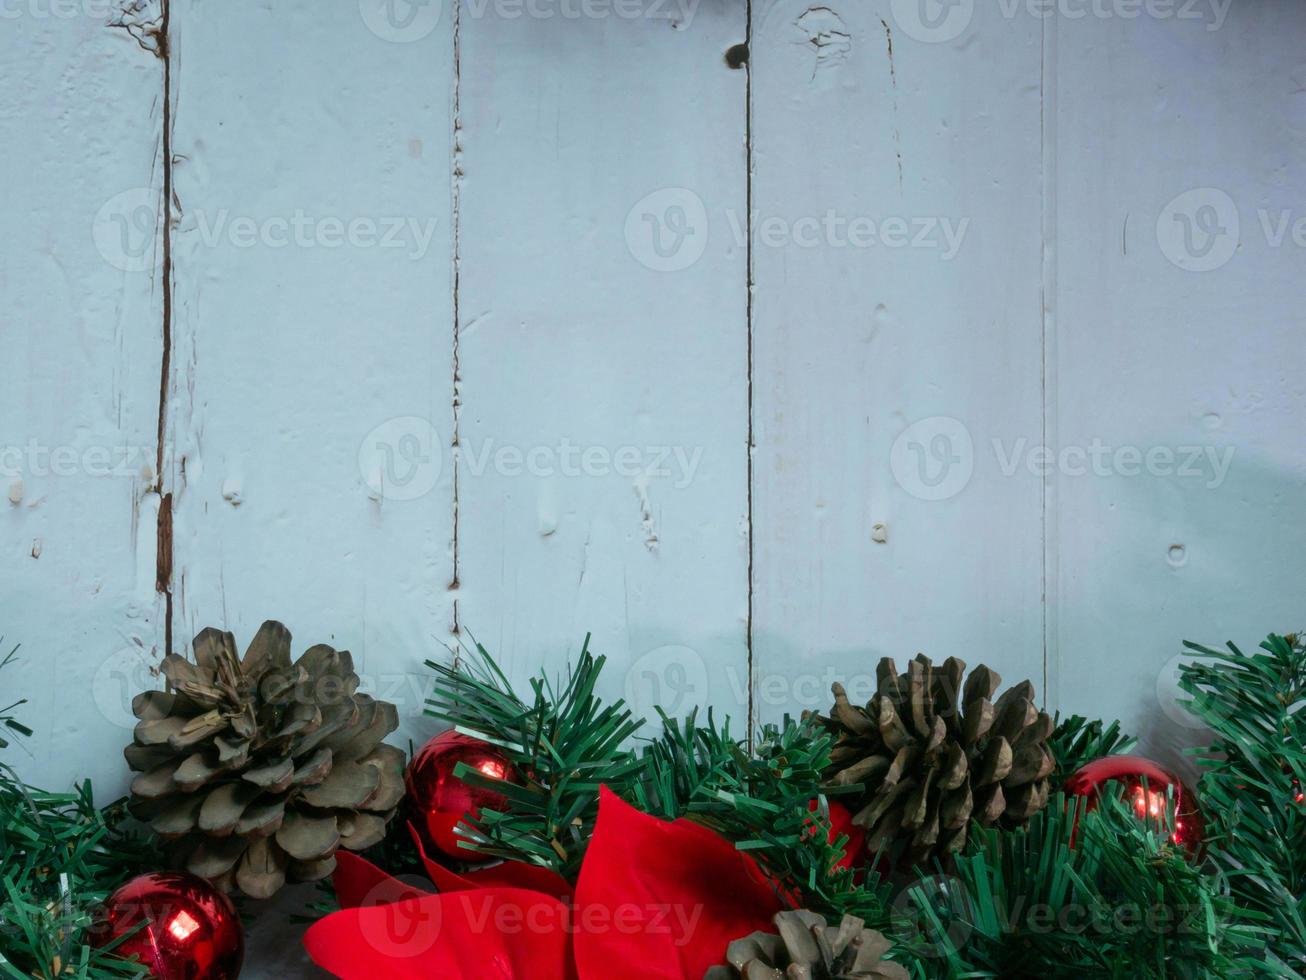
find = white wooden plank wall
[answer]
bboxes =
[165,0,456,762]
[2,2,1305,973]
[1050,1,1306,768]
[750,0,1046,728]
[1,1,165,788]
[454,0,751,721]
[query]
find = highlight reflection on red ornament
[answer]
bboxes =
[1065,754,1204,855]
[405,730,519,861]
[89,871,244,979]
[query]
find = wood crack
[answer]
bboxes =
[745,0,756,744]
[152,0,175,657]
[450,0,464,644]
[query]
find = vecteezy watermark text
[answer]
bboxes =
[887,0,1230,45]
[357,0,698,42]
[991,438,1234,487]
[889,418,1235,501]
[1,440,154,480]
[93,188,439,273]
[624,188,970,272]
[0,0,116,18]
[359,417,704,502]
[1157,187,1306,272]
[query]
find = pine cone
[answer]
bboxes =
[704,910,909,980]
[822,655,1054,862]
[125,621,405,898]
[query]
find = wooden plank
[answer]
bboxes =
[455,3,752,724]
[1050,5,1306,762]
[750,1,1047,722]
[166,0,456,758]
[0,1,165,791]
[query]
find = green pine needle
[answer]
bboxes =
[1179,632,1306,973]
[1048,714,1138,788]
[903,790,1272,978]
[0,643,157,979]
[424,632,1306,979]
[424,637,893,924]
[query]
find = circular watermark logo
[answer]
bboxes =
[623,645,708,719]
[1156,188,1239,272]
[358,417,442,502]
[624,188,709,272]
[1155,650,1224,732]
[93,646,161,730]
[93,187,161,273]
[1155,651,1204,731]
[357,875,441,957]
[359,0,443,42]
[890,416,974,501]
[889,0,974,44]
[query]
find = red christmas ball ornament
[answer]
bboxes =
[89,872,243,979]
[1065,754,1204,854]
[406,730,519,861]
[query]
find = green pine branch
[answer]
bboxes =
[424,638,894,925]
[0,642,157,980]
[424,633,1306,979]
[424,636,645,875]
[1047,713,1137,788]
[903,790,1273,979]
[639,709,896,925]
[1179,632,1306,972]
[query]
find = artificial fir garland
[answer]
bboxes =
[0,643,155,979]
[912,791,1269,977]
[415,632,1306,979]
[1179,633,1306,973]
[1045,713,1137,781]
[424,638,894,922]
[4,623,1296,978]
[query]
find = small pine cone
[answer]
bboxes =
[821,654,1055,863]
[125,621,405,898]
[704,910,909,980]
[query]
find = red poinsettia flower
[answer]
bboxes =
[304,787,784,980]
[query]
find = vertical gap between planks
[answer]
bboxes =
[1040,14,1059,707]
[154,0,175,657]
[450,0,464,652]
[744,0,756,745]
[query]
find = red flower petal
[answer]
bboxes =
[305,887,576,980]
[408,821,481,892]
[465,861,576,901]
[571,787,782,980]
[334,851,433,910]
[407,820,577,901]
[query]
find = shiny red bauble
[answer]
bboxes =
[406,730,519,861]
[1065,754,1204,855]
[89,872,244,979]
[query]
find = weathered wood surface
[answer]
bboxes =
[3,3,1304,971]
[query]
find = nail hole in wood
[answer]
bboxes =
[725,43,748,69]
